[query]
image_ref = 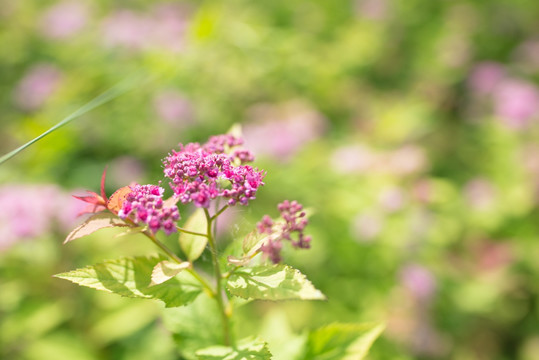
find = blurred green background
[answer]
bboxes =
[1,0,539,359]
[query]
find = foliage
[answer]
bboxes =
[2,0,539,359]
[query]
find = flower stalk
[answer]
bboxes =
[204,208,232,346]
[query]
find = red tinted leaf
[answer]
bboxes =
[64,212,128,244]
[100,166,108,202]
[77,203,106,216]
[73,192,101,205]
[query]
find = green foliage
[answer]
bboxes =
[300,323,385,360]
[196,338,272,360]
[64,212,128,244]
[150,260,190,286]
[54,256,202,308]
[179,209,208,261]
[226,265,326,301]
[163,295,224,360]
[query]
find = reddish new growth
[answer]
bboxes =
[118,184,180,235]
[258,200,311,263]
[163,134,264,208]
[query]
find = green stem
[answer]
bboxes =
[141,229,214,297]
[211,205,229,221]
[204,208,232,346]
[176,226,208,238]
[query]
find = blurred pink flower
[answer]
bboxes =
[108,156,146,188]
[463,178,496,210]
[412,179,432,204]
[473,240,513,272]
[0,184,87,251]
[379,187,405,212]
[385,145,428,175]
[468,62,505,95]
[150,4,189,52]
[514,39,539,68]
[13,64,63,111]
[40,1,89,39]
[493,79,539,129]
[351,212,384,242]
[153,90,194,126]
[244,101,326,161]
[101,4,190,52]
[355,0,389,20]
[331,144,376,173]
[400,264,436,301]
[55,192,90,231]
[101,10,152,50]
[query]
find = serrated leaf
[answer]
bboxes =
[64,212,128,244]
[196,337,272,360]
[113,226,145,238]
[163,295,223,360]
[151,260,190,286]
[179,209,208,261]
[54,256,202,307]
[226,265,326,301]
[300,322,385,360]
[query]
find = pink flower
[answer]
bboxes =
[244,101,326,161]
[258,200,311,263]
[463,178,496,210]
[101,10,152,50]
[118,184,180,235]
[108,156,146,188]
[13,64,63,111]
[379,187,405,212]
[149,3,189,53]
[400,264,436,301]
[386,145,428,175]
[468,62,505,95]
[351,212,384,242]
[331,145,376,174]
[163,134,264,208]
[355,0,389,20]
[41,1,89,39]
[153,90,194,126]
[0,184,86,251]
[100,4,190,53]
[493,79,539,129]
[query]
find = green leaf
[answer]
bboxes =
[226,265,326,301]
[54,256,202,307]
[196,337,272,360]
[150,260,190,286]
[0,73,140,165]
[242,231,268,256]
[64,212,128,244]
[163,295,224,360]
[179,209,208,261]
[300,322,385,360]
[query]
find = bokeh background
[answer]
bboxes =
[1,0,539,359]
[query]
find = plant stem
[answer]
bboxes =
[204,208,232,346]
[142,230,214,296]
[211,205,229,221]
[176,226,208,237]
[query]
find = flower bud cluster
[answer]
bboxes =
[163,134,264,208]
[118,184,180,235]
[258,200,311,263]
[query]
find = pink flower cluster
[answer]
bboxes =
[118,184,180,235]
[163,135,264,208]
[258,200,311,263]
